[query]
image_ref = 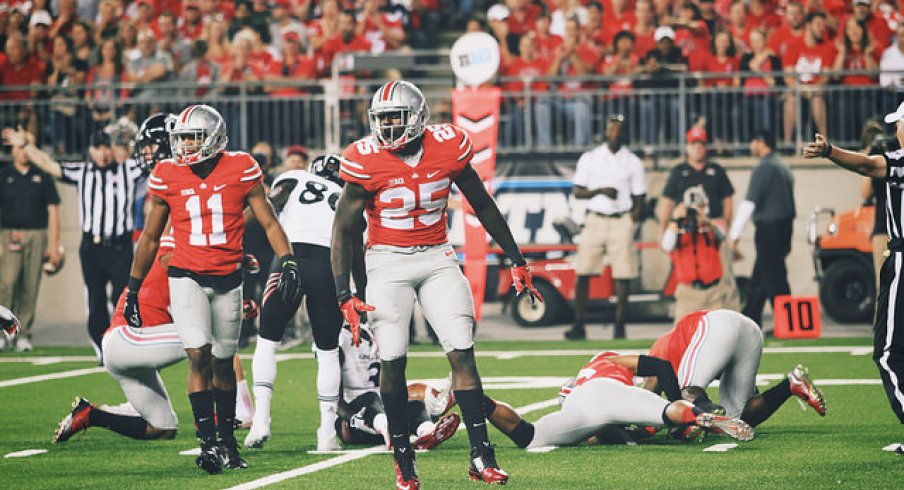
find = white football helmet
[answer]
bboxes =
[368,80,430,150]
[170,104,228,165]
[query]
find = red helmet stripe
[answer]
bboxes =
[381,81,397,102]
[181,105,196,124]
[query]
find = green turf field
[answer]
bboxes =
[2,337,902,489]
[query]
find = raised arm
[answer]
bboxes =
[803,133,887,178]
[2,127,63,179]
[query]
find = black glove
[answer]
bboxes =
[124,277,143,327]
[277,255,301,304]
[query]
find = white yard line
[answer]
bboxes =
[0,367,106,388]
[224,398,561,490]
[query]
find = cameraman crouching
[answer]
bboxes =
[661,186,733,321]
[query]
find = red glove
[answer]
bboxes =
[338,295,375,346]
[242,299,259,320]
[511,263,543,304]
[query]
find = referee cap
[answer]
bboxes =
[90,130,113,148]
[884,101,904,124]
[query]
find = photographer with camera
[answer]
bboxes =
[661,186,732,320]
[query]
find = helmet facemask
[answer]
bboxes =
[367,81,429,151]
[170,105,228,166]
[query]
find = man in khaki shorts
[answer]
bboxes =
[566,114,646,340]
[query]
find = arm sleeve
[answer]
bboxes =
[745,162,772,203]
[59,161,85,184]
[662,168,680,201]
[728,200,756,241]
[339,145,377,193]
[718,165,735,198]
[635,355,682,401]
[629,155,647,195]
[44,175,61,205]
[660,227,679,252]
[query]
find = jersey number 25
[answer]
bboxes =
[378,178,449,230]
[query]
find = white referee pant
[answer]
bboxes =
[676,309,764,418]
[102,324,186,430]
[528,378,669,448]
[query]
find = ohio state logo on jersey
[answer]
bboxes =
[339,124,474,247]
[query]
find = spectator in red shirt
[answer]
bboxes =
[320,9,372,79]
[633,0,657,57]
[202,13,232,68]
[549,18,597,147]
[178,39,222,97]
[747,0,782,31]
[584,1,607,49]
[697,0,726,36]
[701,30,740,149]
[604,0,637,37]
[357,0,406,53]
[726,0,752,53]
[507,0,541,36]
[598,30,640,120]
[501,33,553,147]
[156,12,192,72]
[269,0,307,53]
[782,11,837,144]
[532,12,563,61]
[27,10,53,65]
[739,28,783,140]
[267,31,318,97]
[132,0,156,33]
[180,2,205,41]
[267,31,319,146]
[85,38,129,132]
[652,0,676,25]
[767,1,805,59]
[847,0,893,49]
[834,16,881,140]
[48,0,79,38]
[308,0,341,52]
[1,32,44,134]
[45,34,87,153]
[672,1,711,65]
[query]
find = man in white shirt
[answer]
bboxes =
[566,114,646,340]
[880,24,904,89]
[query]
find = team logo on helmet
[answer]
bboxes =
[134,113,175,172]
[310,154,344,186]
[170,104,228,166]
[367,80,430,150]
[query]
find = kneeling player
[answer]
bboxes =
[485,351,754,449]
[333,324,460,450]
[647,309,827,427]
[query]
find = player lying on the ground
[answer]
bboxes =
[482,351,754,449]
[244,155,367,451]
[646,309,827,428]
[52,235,258,443]
[331,324,460,450]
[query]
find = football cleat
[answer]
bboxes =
[394,447,420,490]
[414,412,460,450]
[667,423,706,443]
[468,444,509,485]
[317,426,341,452]
[53,397,93,443]
[694,412,754,442]
[219,437,248,469]
[788,364,827,416]
[196,439,224,474]
[244,422,271,449]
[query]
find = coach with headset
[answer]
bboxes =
[2,126,146,364]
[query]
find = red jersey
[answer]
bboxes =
[340,124,473,247]
[269,55,318,96]
[700,54,740,87]
[502,57,551,93]
[767,25,804,59]
[533,34,563,62]
[574,351,635,389]
[649,310,709,373]
[108,236,175,332]
[147,152,263,275]
[782,39,838,84]
[0,57,45,100]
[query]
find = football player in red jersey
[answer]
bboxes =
[125,104,300,474]
[647,309,827,428]
[482,351,754,449]
[331,80,543,489]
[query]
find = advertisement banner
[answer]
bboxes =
[453,87,501,321]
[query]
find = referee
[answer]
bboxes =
[2,126,145,362]
[803,104,904,453]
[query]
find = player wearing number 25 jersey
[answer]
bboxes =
[126,104,300,475]
[332,80,543,489]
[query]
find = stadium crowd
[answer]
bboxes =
[2,0,904,152]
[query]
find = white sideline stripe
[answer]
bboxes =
[703,443,738,452]
[226,398,560,490]
[0,367,105,388]
[4,449,48,459]
[0,346,877,365]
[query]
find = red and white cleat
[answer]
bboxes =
[694,412,755,442]
[414,412,460,450]
[53,397,93,443]
[468,445,509,485]
[788,364,827,416]
[394,448,420,490]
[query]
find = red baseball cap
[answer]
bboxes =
[686,127,708,143]
[286,145,309,158]
[283,31,302,43]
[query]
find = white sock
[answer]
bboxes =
[315,347,341,431]
[236,376,255,421]
[415,421,435,438]
[251,337,279,426]
[373,413,389,443]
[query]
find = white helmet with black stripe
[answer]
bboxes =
[170,104,228,165]
[368,80,430,150]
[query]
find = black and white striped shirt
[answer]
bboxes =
[59,159,145,238]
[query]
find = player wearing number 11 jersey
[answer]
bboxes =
[126,104,300,474]
[332,80,543,489]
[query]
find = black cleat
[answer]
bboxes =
[220,437,248,469]
[196,439,224,474]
